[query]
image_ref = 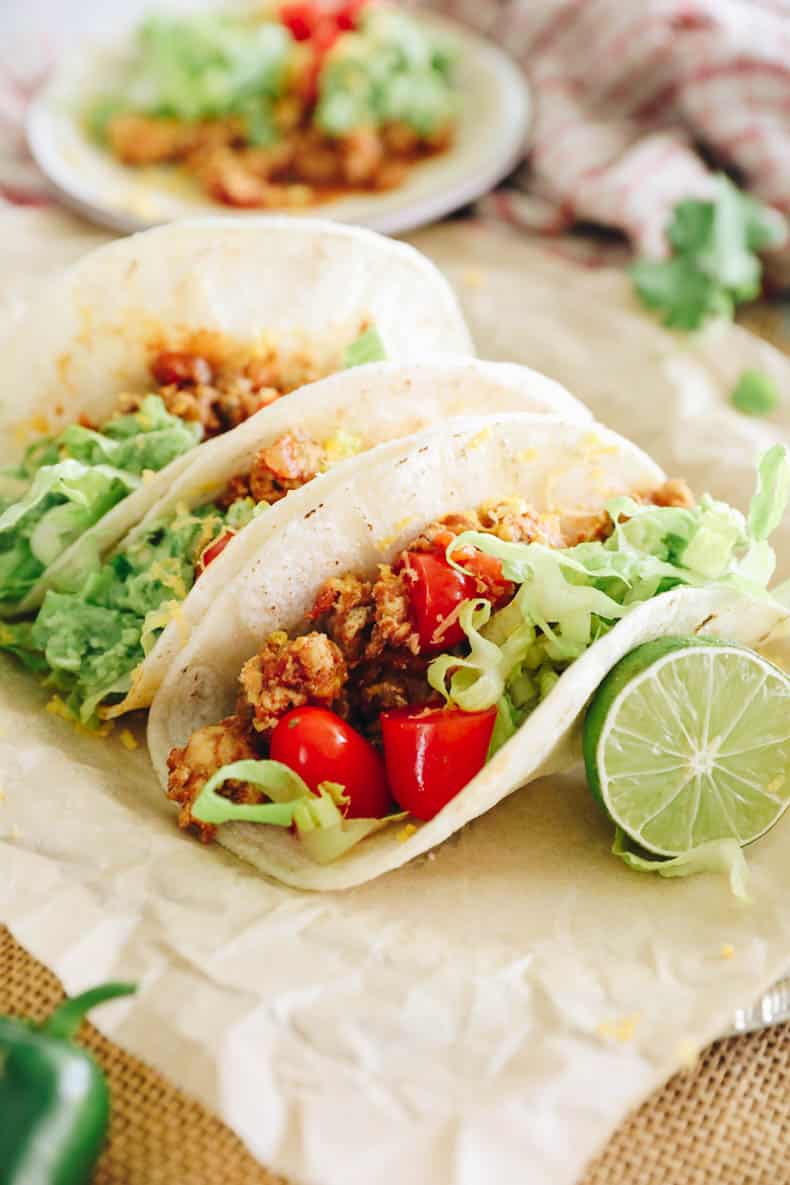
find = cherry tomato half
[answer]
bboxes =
[407,552,479,652]
[195,530,235,578]
[335,0,367,30]
[280,2,319,40]
[270,706,393,819]
[380,704,497,821]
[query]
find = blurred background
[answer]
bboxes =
[2,1,788,278]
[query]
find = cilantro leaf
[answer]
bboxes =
[730,370,781,417]
[630,174,787,332]
[667,200,713,254]
[630,257,730,330]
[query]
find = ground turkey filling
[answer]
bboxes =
[167,478,694,842]
[107,344,330,438]
[215,429,327,510]
[108,116,451,210]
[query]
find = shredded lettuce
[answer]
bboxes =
[343,325,387,370]
[191,759,403,863]
[429,447,789,722]
[748,444,790,542]
[0,461,140,605]
[87,13,291,142]
[0,498,242,721]
[316,8,457,137]
[611,828,751,902]
[0,397,202,608]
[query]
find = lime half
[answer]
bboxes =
[583,637,790,857]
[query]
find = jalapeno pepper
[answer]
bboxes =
[0,980,136,1185]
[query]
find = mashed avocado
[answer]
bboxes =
[0,396,201,607]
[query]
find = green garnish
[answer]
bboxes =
[0,497,257,722]
[191,759,403,862]
[630,175,786,330]
[0,397,201,609]
[730,369,781,417]
[429,446,789,728]
[343,325,387,369]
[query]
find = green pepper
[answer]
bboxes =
[0,980,136,1185]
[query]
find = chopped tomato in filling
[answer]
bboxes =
[116,347,322,439]
[167,480,697,841]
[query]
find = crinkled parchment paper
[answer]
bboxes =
[2,209,790,1185]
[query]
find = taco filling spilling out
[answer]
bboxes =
[0,421,378,721]
[0,325,380,613]
[87,3,457,209]
[163,470,777,867]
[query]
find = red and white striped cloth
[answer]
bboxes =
[419,0,790,273]
[2,0,789,272]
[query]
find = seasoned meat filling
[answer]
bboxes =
[238,630,349,735]
[249,430,326,503]
[167,482,698,838]
[167,499,570,833]
[106,112,452,210]
[213,431,328,510]
[167,715,261,842]
[117,347,332,439]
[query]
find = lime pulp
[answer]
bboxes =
[583,637,790,857]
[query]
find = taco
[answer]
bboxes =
[145,412,790,890]
[0,216,471,618]
[0,361,590,723]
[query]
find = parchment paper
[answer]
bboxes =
[2,208,790,1185]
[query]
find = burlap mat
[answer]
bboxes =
[2,926,788,1185]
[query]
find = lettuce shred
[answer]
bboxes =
[429,446,789,735]
[191,759,405,862]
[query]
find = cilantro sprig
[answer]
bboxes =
[630,175,787,331]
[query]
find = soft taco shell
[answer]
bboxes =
[145,412,788,891]
[101,359,592,716]
[1,216,473,614]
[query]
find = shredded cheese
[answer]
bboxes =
[45,695,113,738]
[674,1037,700,1070]
[13,413,51,447]
[376,516,415,552]
[397,823,417,843]
[148,560,188,601]
[467,426,492,451]
[119,729,139,751]
[460,267,487,289]
[720,943,735,960]
[596,1013,641,1043]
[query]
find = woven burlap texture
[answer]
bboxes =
[2,926,788,1185]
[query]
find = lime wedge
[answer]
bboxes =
[583,637,790,857]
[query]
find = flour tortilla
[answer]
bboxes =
[145,411,788,891]
[0,216,473,615]
[98,360,591,716]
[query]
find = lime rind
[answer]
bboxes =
[583,637,790,857]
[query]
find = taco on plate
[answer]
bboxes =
[1,361,589,723]
[0,216,471,617]
[145,413,790,890]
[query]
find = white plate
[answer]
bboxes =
[27,11,530,236]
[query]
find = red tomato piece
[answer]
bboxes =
[280,2,318,40]
[195,530,235,578]
[312,15,341,53]
[335,0,367,30]
[407,552,479,652]
[270,706,393,819]
[380,704,497,821]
